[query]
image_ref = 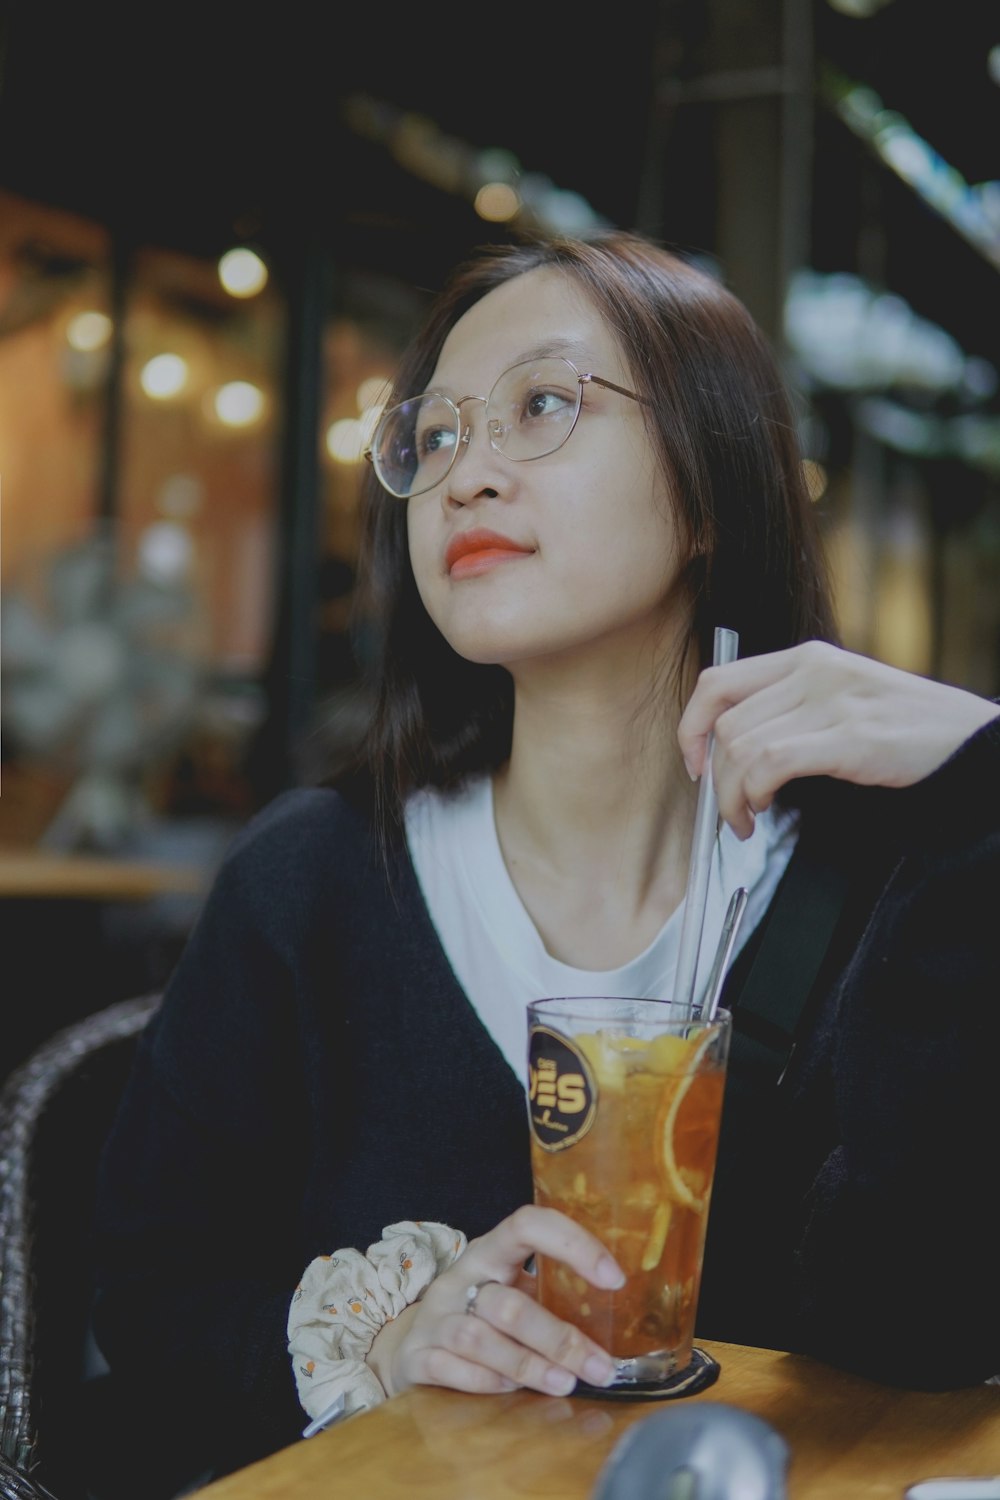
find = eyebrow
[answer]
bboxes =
[513,339,595,366]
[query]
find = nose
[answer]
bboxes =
[442,396,510,509]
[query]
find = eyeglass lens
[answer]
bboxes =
[372,358,583,499]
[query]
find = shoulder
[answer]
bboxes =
[204,784,381,930]
[232,784,372,859]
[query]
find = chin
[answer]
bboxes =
[429,600,560,666]
[444,631,537,667]
[447,629,598,672]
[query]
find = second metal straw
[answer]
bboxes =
[700,886,749,1022]
[674,625,740,1020]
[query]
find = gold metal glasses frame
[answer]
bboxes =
[363,356,648,500]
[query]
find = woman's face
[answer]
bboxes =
[406,267,684,673]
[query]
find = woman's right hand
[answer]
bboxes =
[677,640,1000,839]
[366,1205,623,1399]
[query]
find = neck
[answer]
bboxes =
[492,634,697,924]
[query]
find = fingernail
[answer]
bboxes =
[597,1256,626,1289]
[583,1354,616,1387]
[544,1368,577,1396]
[684,759,699,782]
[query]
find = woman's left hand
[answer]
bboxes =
[678,641,1000,839]
[366,1205,622,1400]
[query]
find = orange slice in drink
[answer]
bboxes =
[657,1033,721,1213]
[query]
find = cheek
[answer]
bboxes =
[568,475,678,587]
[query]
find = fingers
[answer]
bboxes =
[677,642,861,834]
[417,1282,617,1397]
[393,1206,624,1400]
[678,645,807,777]
[468,1204,624,1293]
[713,724,840,837]
[468,1281,617,1392]
[416,1345,521,1396]
[706,679,811,838]
[710,686,843,836]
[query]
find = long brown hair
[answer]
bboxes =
[350,230,839,844]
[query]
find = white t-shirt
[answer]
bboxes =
[404,776,799,1084]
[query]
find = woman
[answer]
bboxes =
[91,231,1000,1488]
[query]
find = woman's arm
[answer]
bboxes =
[92,790,623,1477]
[678,640,1000,839]
[90,801,311,1481]
[682,646,1000,1385]
[791,800,1000,1387]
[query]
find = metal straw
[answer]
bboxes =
[674,626,740,1020]
[700,885,749,1022]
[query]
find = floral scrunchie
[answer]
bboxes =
[287,1220,468,1422]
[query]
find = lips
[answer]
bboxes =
[445,528,535,576]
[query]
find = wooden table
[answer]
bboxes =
[0,849,205,900]
[199,1340,1000,1499]
[0,847,208,1079]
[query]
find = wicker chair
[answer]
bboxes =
[0,993,161,1500]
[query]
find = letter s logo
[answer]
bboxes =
[557,1074,587,1114]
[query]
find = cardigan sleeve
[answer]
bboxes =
[89,792,322,1483]
[789,714,1000,1388]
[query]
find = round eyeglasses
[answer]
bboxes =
[364,356,647,500]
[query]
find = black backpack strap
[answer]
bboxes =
[724,834,851,1089]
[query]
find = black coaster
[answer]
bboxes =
[573,1346,721,1402]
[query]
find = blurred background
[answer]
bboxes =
[1,0,997,1067]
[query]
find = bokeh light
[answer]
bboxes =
[138,521,194,584]
[66,310,112,352]
[140,353,189,399]
[326,418,366,463]
[802,460,829,502]
[218,247,269,298]
[214,381,265,426]
[474,183,521,222]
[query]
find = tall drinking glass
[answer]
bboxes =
[526,996,731,1393]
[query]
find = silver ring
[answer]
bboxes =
[464,1280,496,1317]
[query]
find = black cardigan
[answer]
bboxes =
[89,714,1000,1487]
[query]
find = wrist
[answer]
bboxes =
[287,1220,467,1421]
[367,1301,419,1397]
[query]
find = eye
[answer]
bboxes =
[416,424,458,458]
[522,386,576,422]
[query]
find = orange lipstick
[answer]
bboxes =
[445,528,535,578]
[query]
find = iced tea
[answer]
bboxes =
[526,998,730,1384]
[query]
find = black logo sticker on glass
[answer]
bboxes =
[528,1025,597,1152]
